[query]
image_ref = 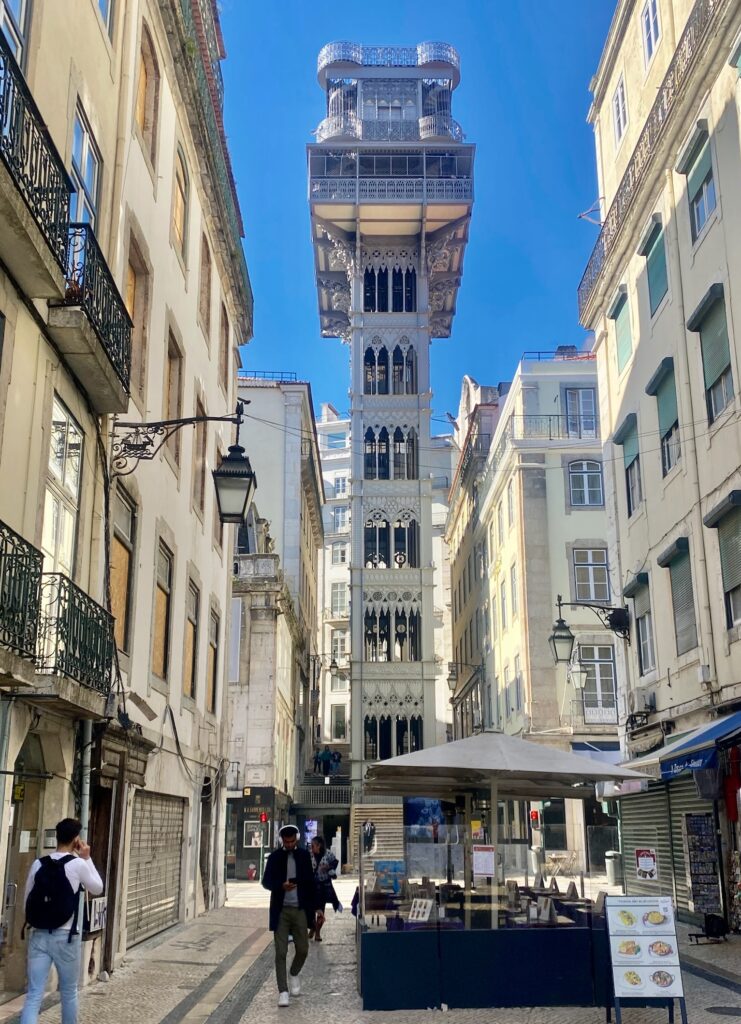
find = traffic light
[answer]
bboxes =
[529,809,541,830]
[259,811,268,824]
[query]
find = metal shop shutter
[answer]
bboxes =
[126,791,185,947]
[668,775,714,923]
[620,782,673,900]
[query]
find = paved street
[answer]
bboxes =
[3,880,741,1024]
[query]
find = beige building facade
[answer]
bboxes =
[0,0,252,987]
[579,0,741,920]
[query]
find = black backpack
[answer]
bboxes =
[24,855,79,941]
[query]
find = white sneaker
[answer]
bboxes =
[289,975,301,996]
[278,991,290,1007]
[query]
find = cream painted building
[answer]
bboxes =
[579,0,741,920]
[0,0,252,987]
[225,374,324,874]
[447,353,621,867]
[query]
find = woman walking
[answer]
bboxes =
[309,836,342,941]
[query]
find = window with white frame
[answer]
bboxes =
[42,397,83,577]
[326,432,346,450]
[330,582,348,617]
[333,505,348,531]
[685,138,716,242]
[71,106,101,225]
[566,388,597,439]
[716,506,741,628]
[579,645,617,721]
[334,475,348,497]
[664,547,698,656]
[632,585,655,675]
[612,75,628,145]
[573,548,610,602]
[500,578,507,631]
[0,0,27,61]
[642,0,661,65]
[497,502,504,546]
[504,664,511,717]
[331,542,348,564]
[569,460,604,507]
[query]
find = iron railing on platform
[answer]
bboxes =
[0,519,42,659]
[37,573,114,694]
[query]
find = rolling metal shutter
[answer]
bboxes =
[126,791,185,947]
[668,775,714,923]
[620,781,673,900]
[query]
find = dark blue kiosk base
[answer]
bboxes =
[361,928,611,1011]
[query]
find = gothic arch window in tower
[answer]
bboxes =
[391,344,417,395]
[364,345,389,395]
[377,267,389,312]
[404,267,417,311]
[363,268,376,312]
[394,514,419,567]
[364,608,390,662]
[393,427,417,480]
[364,427,390,480]
[392,268,404,312]
[364,515,390,568]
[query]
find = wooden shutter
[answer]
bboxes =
[669,551,697,655]
[699,300,730,389]
[656,369,678,438]
[719,506,741,595]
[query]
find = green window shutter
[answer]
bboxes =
[647,230,668,315]
[615,296,632,372]
[687,139,712,200]
[669,551,697,655]
[656,369,678,438]
[633,585,651,619]
[699,300,731,389]
[622,423,639,468]
[719,506,741,595]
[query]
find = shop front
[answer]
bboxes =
[227,786,291,880]
[359,731,647,1011]
[619,710,741,927]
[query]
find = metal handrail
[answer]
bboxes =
[509,415,599,441]
[317,41,460,74]
[0,29,72,268]
[60,224,132,392]
[419,114,464,141]
[37,573,114,694]
[0,519,43,659]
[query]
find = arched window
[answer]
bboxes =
[377,267,389,312]
[569,460,604,506]
[394,516,419,567]
[392,268,404,312]
[404,267,417,311]
[364,609,390,662]
[364,427,389,480]
[363,268,376,312]
[172,148,189,259]
[392,346,405,394]
[410,714,423,751]
[364,346,388,394]
[379,716,392,761]
[135,24,160,163]
[364,716,378,760]
[364,516,390,567]
[393,428,417,480]
[405,346,417,392]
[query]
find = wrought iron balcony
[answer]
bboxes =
[509,415,599,441]
[0,519,43,660]
[572,698,618,726]
[419,115,464,142]
[0,29,72,297]
[317,41,460,76]
[577,0,731,323]
[315,114,362,143]
[310,176,473,203]
[47,224,132,412]
[37,573,114,695]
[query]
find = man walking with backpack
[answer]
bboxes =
[20,818,103,1024]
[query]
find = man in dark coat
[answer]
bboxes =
[262,824,316,1006]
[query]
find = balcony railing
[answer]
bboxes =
[578,700,619,726]
[419,114,464,141]
[37,573,114,694]
[294,785,352,806]
[318,41,459,75]
[315,114,361,143]
[577,0,730,322]
[0,29,71,268]
[509,415,599,441]
[60,224,132,392]
[0,519,42,659]
[310,177,473,203]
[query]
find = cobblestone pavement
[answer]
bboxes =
[3,880,741,1024]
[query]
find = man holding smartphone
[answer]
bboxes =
[20,817,103,1024]
[262,824,315,1007]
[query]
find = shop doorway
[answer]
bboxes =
[1,735,46,996]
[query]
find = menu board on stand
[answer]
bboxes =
[606,895,687,1024]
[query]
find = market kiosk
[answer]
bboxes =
[358,732,649,1011]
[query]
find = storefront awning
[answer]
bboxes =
[659,710,741,780]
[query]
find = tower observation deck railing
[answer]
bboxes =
[317,41,460,75]
[309,177,473,203]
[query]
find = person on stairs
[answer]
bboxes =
[262,824,316,1007]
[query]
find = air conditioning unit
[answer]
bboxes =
[698,663,712,687]
[627,688,655,714]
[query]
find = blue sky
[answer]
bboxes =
[219,1,614,427]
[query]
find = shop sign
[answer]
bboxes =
[660,747,716,780]
[634,848,658,881]
[606,895,685,1002]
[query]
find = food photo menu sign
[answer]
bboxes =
[606,896,684,1000]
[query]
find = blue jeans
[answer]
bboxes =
[20,929,81,1024]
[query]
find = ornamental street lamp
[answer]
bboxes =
[112,402,256,526]
[548,594,630,667]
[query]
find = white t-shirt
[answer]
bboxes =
[25,851,104,930]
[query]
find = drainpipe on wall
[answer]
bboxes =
[80,718,92,839]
